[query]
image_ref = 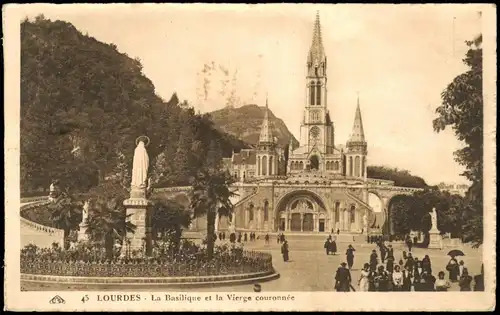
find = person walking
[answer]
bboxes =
[392,265,404,291]
[386,255,395,274]
[387,244,394,260]
[374,265,390,292]
[458,260,466,277]
[346,245,356,270]
[330,237,337,255]
[435,271,451,291]
[369,249,378,272]
[334,262,352,292]
[281,240,289,262]
[379,242,387,264]
[474,264,484,291]
[422,255,432,274]
[358,263,371,292]
[459,268,473,291]
[324,237,331,255]
[446,257,459,282]
[404,253,415,277]
[402,267,412,291]
[264,233,270,244]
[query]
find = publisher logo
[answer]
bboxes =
[49,295,66,304]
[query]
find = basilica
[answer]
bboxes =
[219,13,372,234]
[158,13,420,236]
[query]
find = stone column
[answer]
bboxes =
[339,209,344,231]
[300,213,304,232]
[245,208,249,229]
[313,214,318,232]
[284,213,289,231]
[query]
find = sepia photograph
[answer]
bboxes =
[4,3,496,312]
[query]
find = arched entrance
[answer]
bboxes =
[309,155,319,170]
[275,190,328,233]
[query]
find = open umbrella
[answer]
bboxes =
[447,249,465,257]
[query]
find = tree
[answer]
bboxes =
[48,192,83,249]
[150,199,191,254]
[391,198,414,236]
[85,197,136,259]
[433,34,483,247]
[189,168,236,260]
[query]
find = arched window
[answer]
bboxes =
[262,156,267,176]
[249,204,254,221]
[350,205,356,223]
[269,156,273,175]
[355,156,361,177]
[334,161,339,170]
[299,161,304,170]
[309,81,315,105]
[257,156,261,176]
[264,200,269,221]
[316,81,321,105]
[362,156,366,177]
[349,156,353,176]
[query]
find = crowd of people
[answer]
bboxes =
[334,238,484,292]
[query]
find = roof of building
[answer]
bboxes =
[232,149,257,165]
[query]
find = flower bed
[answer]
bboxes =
[21,242,273,278]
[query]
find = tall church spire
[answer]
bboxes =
[259,95,273,143]
[349,95,366,143]
[307,11,326,67]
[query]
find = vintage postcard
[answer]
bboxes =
[4,3,496,312]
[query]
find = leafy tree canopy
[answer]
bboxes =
[21,16,247,195]
[367,166,428,188]
[433,34,483,247]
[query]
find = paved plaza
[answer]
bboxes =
[187,237,483,292]
[22,234,482,292]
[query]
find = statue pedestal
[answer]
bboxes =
[123,196,152,256]
[77,223,88,242]
[428,228,443,249]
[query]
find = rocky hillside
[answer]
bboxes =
[208,104,299,148]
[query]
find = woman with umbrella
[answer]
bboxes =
[446,250,464,282]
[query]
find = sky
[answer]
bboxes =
[21,4,482,186]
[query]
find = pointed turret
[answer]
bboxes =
[348,96,366,143]
[259,96,274,144]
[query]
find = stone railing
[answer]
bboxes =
[153,186,192,193]
[20,196,49,204]
[20,198,64,247]
[20,217,64,237]
[21,250,274,278]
